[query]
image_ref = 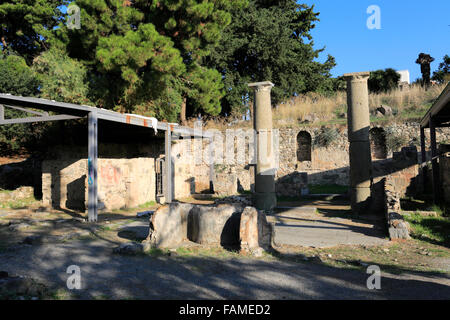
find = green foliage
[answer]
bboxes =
[57,0,245,121]
[32,48,91,104]
[0,53,40,96]
[385,128,408,152]
[0,53,41,154]
[432,54,450,84]
[95,21,185,117]
[403,213,450,247]
[185,65,224,116]
[313,126,339,148]
[207,0,336,116]
[1,0,339,129]
[368,68,401,93]
[0,0,66,63]
[0,194,38,209]
[331,76,347,92]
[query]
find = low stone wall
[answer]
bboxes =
[145,201,273,255]
[40,139,216,210]
[0,186,34,202]
[0,158,41,196]
[383,177,411,240]
[42,158,155,211]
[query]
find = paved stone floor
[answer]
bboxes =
[268,200,388,248]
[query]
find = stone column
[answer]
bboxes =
[344,72,372,216]
[248,81,277,211]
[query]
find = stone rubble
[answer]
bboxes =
[113,242,144,255]
[384,177,411,240]
[214,195,252,206]
[0,186,34,202]
[375,105,393,117]
[239,207,274,255]
[0,272,48,299]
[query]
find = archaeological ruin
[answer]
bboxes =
[344,72,373,217]
[1,80,449,249]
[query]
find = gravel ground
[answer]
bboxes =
[0,239,449,300]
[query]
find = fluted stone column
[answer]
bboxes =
[344,72,372,216]
[248,81,277,211]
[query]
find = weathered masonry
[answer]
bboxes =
[0,94,213,222]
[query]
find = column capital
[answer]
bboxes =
[248,81,274,92]
[343,71,370,81]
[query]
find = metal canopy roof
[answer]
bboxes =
[420,82,450,128]
[0,93,216,222]
[0,93,212,138]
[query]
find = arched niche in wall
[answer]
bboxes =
[369,127,387,159]
[296,131,312,162]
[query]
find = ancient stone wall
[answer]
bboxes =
[42,158,155,211]
[40,137,221,210]
[198,123,450,198]
[37,123,450,211]
[439,145,450,204]
[276,123,449,189]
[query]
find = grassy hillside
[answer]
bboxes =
[190,83,447,129]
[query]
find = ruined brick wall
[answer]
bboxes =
[170,137,252,197]
[171,138,211,198]
[384,177,411,240]
[383,147,420,197]
[37,123,450,208]
[42,158,155,211]
[277,123,450,189]
[277,127,349,187]
[40,137,219,209]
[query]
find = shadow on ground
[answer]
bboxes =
[0,235,449,299]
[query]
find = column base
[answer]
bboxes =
[253,192,277,211]
[350,187,371,217]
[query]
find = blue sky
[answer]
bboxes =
[302,0,450,81]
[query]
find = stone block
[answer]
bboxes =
[146,202,194,248]
[239,207,273,254]
[42,157,155,211]
[190,203,243,246]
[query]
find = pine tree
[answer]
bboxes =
[207,0,336,116]
[59,0,245,122]
[0,53,40,153]
[0,0,66,63]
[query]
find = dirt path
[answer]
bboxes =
[0,238,449,300]
[1,206,449,300]
[269,206,388,248]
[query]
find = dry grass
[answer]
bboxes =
[274,83,446,123]
[274,92,346,123]
[186,83,447,130]
[368,84,444,114]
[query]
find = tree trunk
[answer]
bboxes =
[180,96,187,125]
